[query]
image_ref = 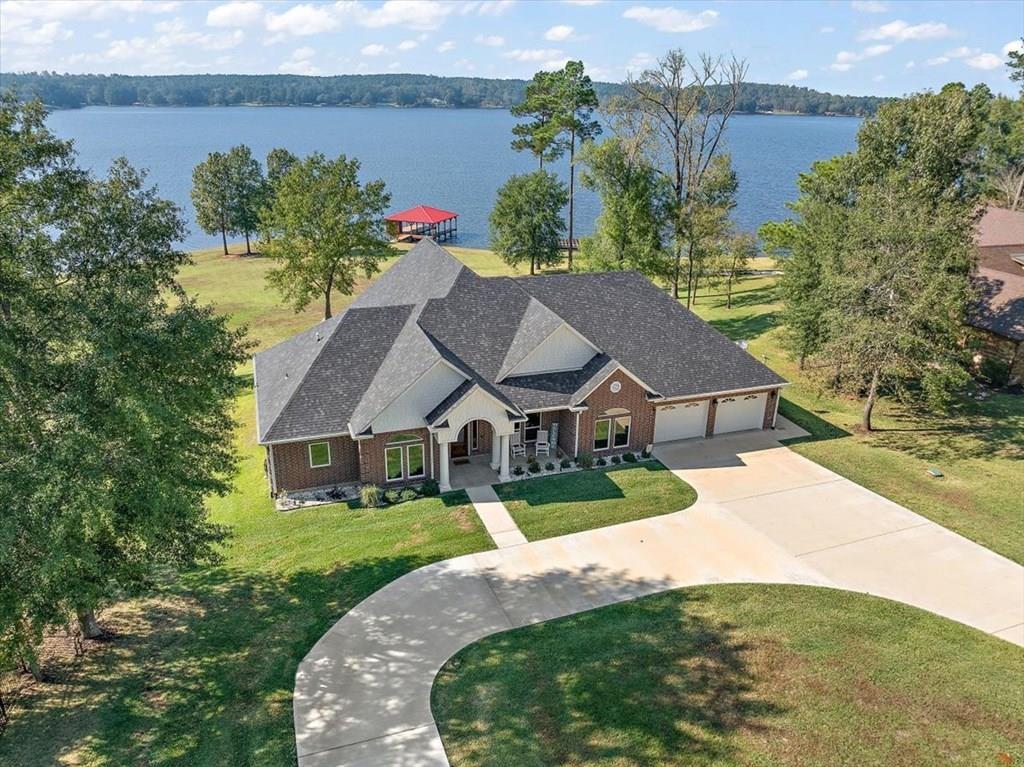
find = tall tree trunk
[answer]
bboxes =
[323,271,334,320]
[685,239,696,309]
[1014,172,1024,211]
[530,254,536,276]
[567,130,575,271]
[77,609,103,639]
[220,224,228,256]
[244,231,252,255]
[726,276,733,309]
[862,367,880,432]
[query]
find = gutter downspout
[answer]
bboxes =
[267,445,278,496]
[574,410,580,458]
[772,389,781,429]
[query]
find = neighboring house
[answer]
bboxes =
[253,239,787,495]
[970,207,1024,383]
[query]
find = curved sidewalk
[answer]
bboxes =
[293,427,1024,767]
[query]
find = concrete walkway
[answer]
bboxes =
[465,485,526,549]
[294,423,1024,766]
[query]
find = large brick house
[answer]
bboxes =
[253,239,787,495]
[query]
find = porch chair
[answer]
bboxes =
[534,430,550,457]
[510,430,527,458]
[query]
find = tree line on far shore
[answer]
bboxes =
[0,71,888,117]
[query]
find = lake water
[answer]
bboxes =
[45,106,860,251]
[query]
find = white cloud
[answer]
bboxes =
[851,1,888,12]
[467,1,516,15]
[361,43,387,56]
[562,0,605,5]
[926,56,949,66]
[99,18,244,71]
[436,40,456,53]
[265,3,337,36]
[454,57,477,71]
[966,52,1003,70]
[207,1,264,27]
[905,60,916,69]
[819,26,835,34]
[387,61,401,70]
[945,46,974,59]
[474,34,505,46]
[503,48,564,62]
[626,51,655,72]
[0,1,179,22]
[279,55,320,75]
[0,19,73,45]
[396,39,418,51]
[1004,39,1024,56]
[860,20,954,42]
[544,57,571,71]
[346,0,453,30]
[622,6,718,34]
[787,68,809,81]
[830,44,891,71]
[545,24,574,41]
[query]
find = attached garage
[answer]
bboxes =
[713,393,767,435]
[653,400,709,443]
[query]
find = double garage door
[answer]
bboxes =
[653,393,767,443]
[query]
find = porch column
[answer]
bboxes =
[498,434,511,482]
[489,431,501,470]
[439,440,451,492]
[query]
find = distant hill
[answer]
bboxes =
[0,72,886,117]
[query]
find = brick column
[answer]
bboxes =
[705,398,718,437]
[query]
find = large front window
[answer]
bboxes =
[308,441,331,468]
[594,409,630,451]
[385,433,425,482]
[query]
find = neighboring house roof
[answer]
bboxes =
[385,205,458,224]
[253,239,787,444]
[969,208,1024,343]
[976,206,1024,248]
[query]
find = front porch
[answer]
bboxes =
[449,453,540,490]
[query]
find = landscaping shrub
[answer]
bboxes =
[360,484,383,508]
[513,465,525,476]
[384,489,402,505]
[979,357,1011,387]
[577,453,594,469]
[611,454,621,465]
[420,478,440,497]
[399,487,418,503]
[596,456,607,467]
[527,460,541,474]
[622,452,637,463]
[545,461,555,472]
[560,457,572,469]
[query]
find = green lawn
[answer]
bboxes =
[433,584,1024,767]
[494,463,697,541]
[689,278,1024,565]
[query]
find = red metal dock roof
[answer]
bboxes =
[385,205,458,224]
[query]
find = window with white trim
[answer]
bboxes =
[384,433,425,482]
[308,441,331,468]
[594,409,631,451]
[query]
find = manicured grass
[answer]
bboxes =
[0,389,493,767]
[494,463,697,541]
[690,278,1024,565]
[433,584,1024,767]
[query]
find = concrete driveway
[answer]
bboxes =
[293,421,1024,766]
[654,421,1024,646]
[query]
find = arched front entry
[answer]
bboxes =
[431,387,517,491]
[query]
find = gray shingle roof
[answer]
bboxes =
[514,271,786,398]
[253,240,786,444]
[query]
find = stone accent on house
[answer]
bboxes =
[270,435,360,495]
[577,371,656,458]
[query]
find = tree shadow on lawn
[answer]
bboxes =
[1,555,437,767]
[776,398,850,446]
[707,311,780,343]
[434,589,781,767]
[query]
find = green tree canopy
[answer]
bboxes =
[489,171,568,275]
[510,70,564,170]
[261,152,394,319]
[762,85,984,429]
[225,144,266,255]
[266,147,298,189]
[0,97,248,666]
[191,150,234,255]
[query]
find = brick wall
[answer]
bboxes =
[555,409,578,457]
[762,389,779,429]
[577,371,656,458]
[270,435,360,494]
[357,427,434,487]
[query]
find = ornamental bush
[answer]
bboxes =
[360,484,383,508]
[622,452,637,463]
[420,478,440,497]
[545,461,555,471]
[528,459,541,474]
[596,456,607,467]
[577,453,594,469]
[513,465,525,476]
[611,454,621,465]
[560,457,572,469]
[399,487,418,503]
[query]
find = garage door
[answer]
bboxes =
[713,393,767,435]
[654,400,709,442]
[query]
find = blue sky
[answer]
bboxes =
[1,1,1021,96]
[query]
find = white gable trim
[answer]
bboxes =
[369,359,469,435]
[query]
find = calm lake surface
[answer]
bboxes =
[46,106,861,251]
